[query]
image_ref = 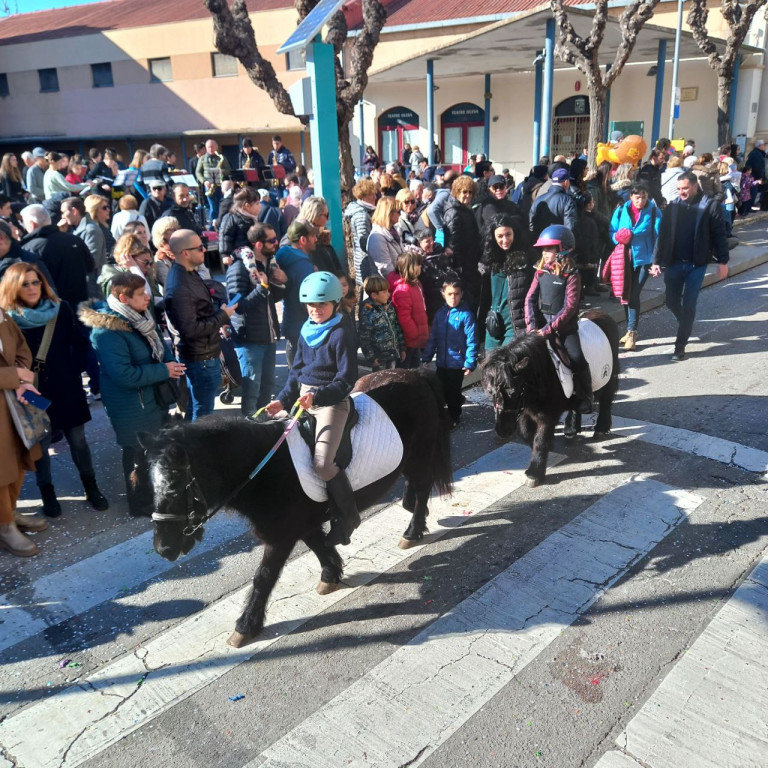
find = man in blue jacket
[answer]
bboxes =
[274,220,317,366]
[651,172,728,361]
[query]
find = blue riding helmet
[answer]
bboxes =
[299,271,343,303]
[534,224,575,254]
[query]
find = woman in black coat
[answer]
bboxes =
[443,175,482,312]
[0,262,108,517]
[218,187,261,265]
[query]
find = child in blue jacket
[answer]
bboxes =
[422,279,477,427]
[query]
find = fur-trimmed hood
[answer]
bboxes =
[610,178,633,192]
[77,299,132,332]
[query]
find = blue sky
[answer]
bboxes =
[8,0,104,13]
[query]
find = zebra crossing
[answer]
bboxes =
[1,423,767,768]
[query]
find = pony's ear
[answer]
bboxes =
[167,442,189,463]
[513,357,530,372]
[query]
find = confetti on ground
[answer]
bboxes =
[58,658,72,669]
[229,694,245,702]
[424,600,434,606]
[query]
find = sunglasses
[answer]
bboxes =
[186,244,206,252]
[22,280,41,288]
[100,205,110,211]
[491,184,506,191]
[403,199,416,205]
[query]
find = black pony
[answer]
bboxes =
[482,309,620,487]
[136,370,452,648]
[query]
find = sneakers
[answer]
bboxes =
[671,349,686,361]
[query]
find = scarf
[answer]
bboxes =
[106,294,165,362]
[300,313,341,348]
[7,298,60,329]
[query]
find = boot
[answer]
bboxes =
[619,331,629,345]
[81,474,109,511]
[15,509,49,532]
[624,331,637,351]
[0,523,39,557]
[39,483,62,518]
[324,471,361,547]
[574,366,594,415]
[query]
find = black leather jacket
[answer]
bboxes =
[164,261,228,360]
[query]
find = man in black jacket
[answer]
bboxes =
[160,184,203,236]
[529,168,578,239]
[636,149,665,207]
[139,180,172,237]
[0,220,55,286]
[20,204,92,309]
[164,229,237,420]
[651,172,728,361]
[225,222,287,416]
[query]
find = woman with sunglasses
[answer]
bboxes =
[85,194,116,263]
[0,262,108,519]
[394,188,420,246]
[100,234,162,319]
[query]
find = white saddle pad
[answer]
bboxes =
[547,318,614,399]
[286,392,404,503]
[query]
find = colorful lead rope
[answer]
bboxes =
[246,400,304,481]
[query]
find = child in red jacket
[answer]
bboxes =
[391,250,429,369]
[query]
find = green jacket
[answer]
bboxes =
[195,152,231,189]
[358,299,405,365]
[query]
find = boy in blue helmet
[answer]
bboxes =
[524,225,593,413]
[265,272,361,545]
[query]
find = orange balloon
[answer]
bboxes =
[614,135,647,166]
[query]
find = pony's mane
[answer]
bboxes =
[483,333,552,392]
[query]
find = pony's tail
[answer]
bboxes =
[420,369,454,497]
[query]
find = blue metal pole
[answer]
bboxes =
[541,18,555,158]
[358,99,365,171]
[306,37,344,255]
[603,63,611,143]
[484,73,491,158]
[533,53,543,164]
[427,59,435,165]
[729,56,741,139]
[651,39,667,146]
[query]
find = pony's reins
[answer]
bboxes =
[151,401,305,535]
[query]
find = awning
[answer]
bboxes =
[368,7,763,83]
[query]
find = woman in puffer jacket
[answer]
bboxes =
[367,197,404,288]
[218,187,261,266]
[607,182,661,351]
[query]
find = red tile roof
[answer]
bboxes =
[0,0,293,45]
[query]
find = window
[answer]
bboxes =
[212,52,238,78]
[149,57,173,83]
[38,68,59,93]
[91,62,113,88]
[0,74,8,98]
[286,48,306,71]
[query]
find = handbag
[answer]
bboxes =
[485,309,506,341]
[154,377,181,408]
[4,389,51,450]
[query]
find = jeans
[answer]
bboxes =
[664,261,707,352]
[182,357,221,420]
[235,343,276,417]
[35,424,94,486]
[626,264,651,332]
[206,189,222,225]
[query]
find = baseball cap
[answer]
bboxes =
[502,168,510,174]
[32,147,46,158]
[610,130,624,142]
[489,174,506,187]
[286,220,319,243]
[552,168,570,182]
[757,140,765,147]
[148,179,166,189]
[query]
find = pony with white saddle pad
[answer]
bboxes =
[482,309,621,487]
[137,369,452,648]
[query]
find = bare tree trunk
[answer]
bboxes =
[338,122,356,192]
[717,75,732,146]
[588,86,606,173]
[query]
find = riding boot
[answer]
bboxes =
[573,365,594,414]
[0,523,39,557]
[325,471,361,547]
[81,474,109,511]
[39,483,62,518]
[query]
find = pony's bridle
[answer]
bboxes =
[151,464,212,537]
[492,372,526,421]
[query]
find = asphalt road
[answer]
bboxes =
[1,260,767,768]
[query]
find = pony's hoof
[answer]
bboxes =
[525,476,541,488]
[227,630,257,648]
[398,537,420,549]
[316,581,340,595]
[564,429,578,439]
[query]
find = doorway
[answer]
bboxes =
[552,95,591,159]
[378,107,420,164]
[441,103,485,168]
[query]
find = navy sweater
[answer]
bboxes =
[277,322,359,408]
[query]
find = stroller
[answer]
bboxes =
[204,279,243,405]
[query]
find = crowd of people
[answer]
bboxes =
[0,128,748,556]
